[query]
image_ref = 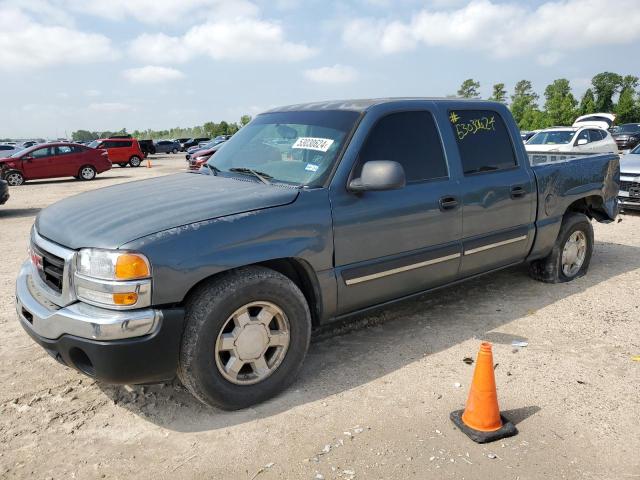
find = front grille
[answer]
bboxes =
[620,180,640,192]
[32,244,65,293]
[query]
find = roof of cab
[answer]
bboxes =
[264,97,492,113]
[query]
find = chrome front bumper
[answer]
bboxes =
[16,260,161,341]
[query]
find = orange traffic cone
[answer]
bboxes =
[450,342,517,443]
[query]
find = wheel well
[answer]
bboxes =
[257,258,321,326]
[565,195,608,222]
[182,259,322,326]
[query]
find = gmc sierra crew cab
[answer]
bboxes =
[16,99,619,409]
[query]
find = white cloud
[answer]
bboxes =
[0,7,117,70]
[65,0,258,24]
[304,64,358,84]
[123,65,185,84]
[89,102,134,113]
[130,17,315,63]
[84,89,102,97]
[342,0,640,64]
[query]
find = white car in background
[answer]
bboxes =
[0,144,19,158]
[525,126,617,154]
[573,112,616,130]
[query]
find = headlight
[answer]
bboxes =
[77,249,150,280]
[75,249,151,309]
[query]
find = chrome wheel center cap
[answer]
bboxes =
[234,324,269,360]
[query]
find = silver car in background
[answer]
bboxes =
[619,144,640,211]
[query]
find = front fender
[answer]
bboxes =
[121,188,334,306]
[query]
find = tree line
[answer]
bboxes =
[71,115,252,142]
[456,72,640,131]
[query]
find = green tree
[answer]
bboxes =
[71,130,98,141]
[578,88,596,116]
[488,83,507,103]
[240,115,252,127]
[615,75,639,123]
[543,79,578,126]
[520,108,548,130]
[457,78,481,98]
[591,72,623,112]
[510,80,539,129]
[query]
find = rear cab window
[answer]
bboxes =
[354,110,448,183]
[449,109,517,175]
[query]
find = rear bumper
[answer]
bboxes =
[619,196,640,210]
[16,260,185,384]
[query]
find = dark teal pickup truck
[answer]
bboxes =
[16,99,619,409]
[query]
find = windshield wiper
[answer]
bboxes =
[205,163,220,176]
[229,167,272,185]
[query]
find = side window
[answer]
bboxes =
[0,145,12,151]
[449,110,517,175]
[589,129,604,142]
[121,141,133,148]
[56,145,73,155]
[356,111,448,183]
[30,147,53,159]
[575,130,589,144]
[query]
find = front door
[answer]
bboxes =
[22,146,56,179]
[447,108,536,277]
[54,145,82,176]
[331,108,463,315]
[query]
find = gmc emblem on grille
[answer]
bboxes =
[30,249,43,273]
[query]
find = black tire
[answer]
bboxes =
[78,165,96,181]
[172,148,178,154]
[529,212,593,283]
[118,163,128,168]
[129,156,142,168]
[178,266,311,410]
[4,170,25,186]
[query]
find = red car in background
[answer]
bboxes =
[88,137,145,167]
[0,143,111,186]
[186,142,225,171]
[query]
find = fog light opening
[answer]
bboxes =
[69,348,95,377]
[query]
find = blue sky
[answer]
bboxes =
[1,0,639,138]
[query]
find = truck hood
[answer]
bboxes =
[35,173,299,249]
[620,154,640,176]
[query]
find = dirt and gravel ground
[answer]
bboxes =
[1,154,639,479]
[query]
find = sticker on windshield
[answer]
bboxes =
[292,137,334,152]
[305,163,319,172]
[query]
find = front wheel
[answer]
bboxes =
[129,156,142,168]
[178,266,311,410]
[5,170,24,186]
[529,212,593,283]
[172,148,178,154]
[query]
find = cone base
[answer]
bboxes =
[450,410,518,444]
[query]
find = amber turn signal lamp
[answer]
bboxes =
[115,254,150,280]
[112,292,139,305]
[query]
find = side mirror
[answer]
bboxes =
[577,138,588,146]
[348,161,406,192]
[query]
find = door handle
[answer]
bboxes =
[439,195,459,211]
[510,185,526,199]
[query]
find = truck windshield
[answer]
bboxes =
[618,124,640,134]
[527,130,575,145]
[207,110,360,187]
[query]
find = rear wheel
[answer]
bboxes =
[5,171,24,186]
[178,266,312,410]
[129,156,142,168]
[172,148,178,154]
[78,165,96,181]
[529,212,593,283]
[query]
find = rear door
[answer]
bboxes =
[54,145,82,176]
[447,108,536,277]
[331,106,463,314]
